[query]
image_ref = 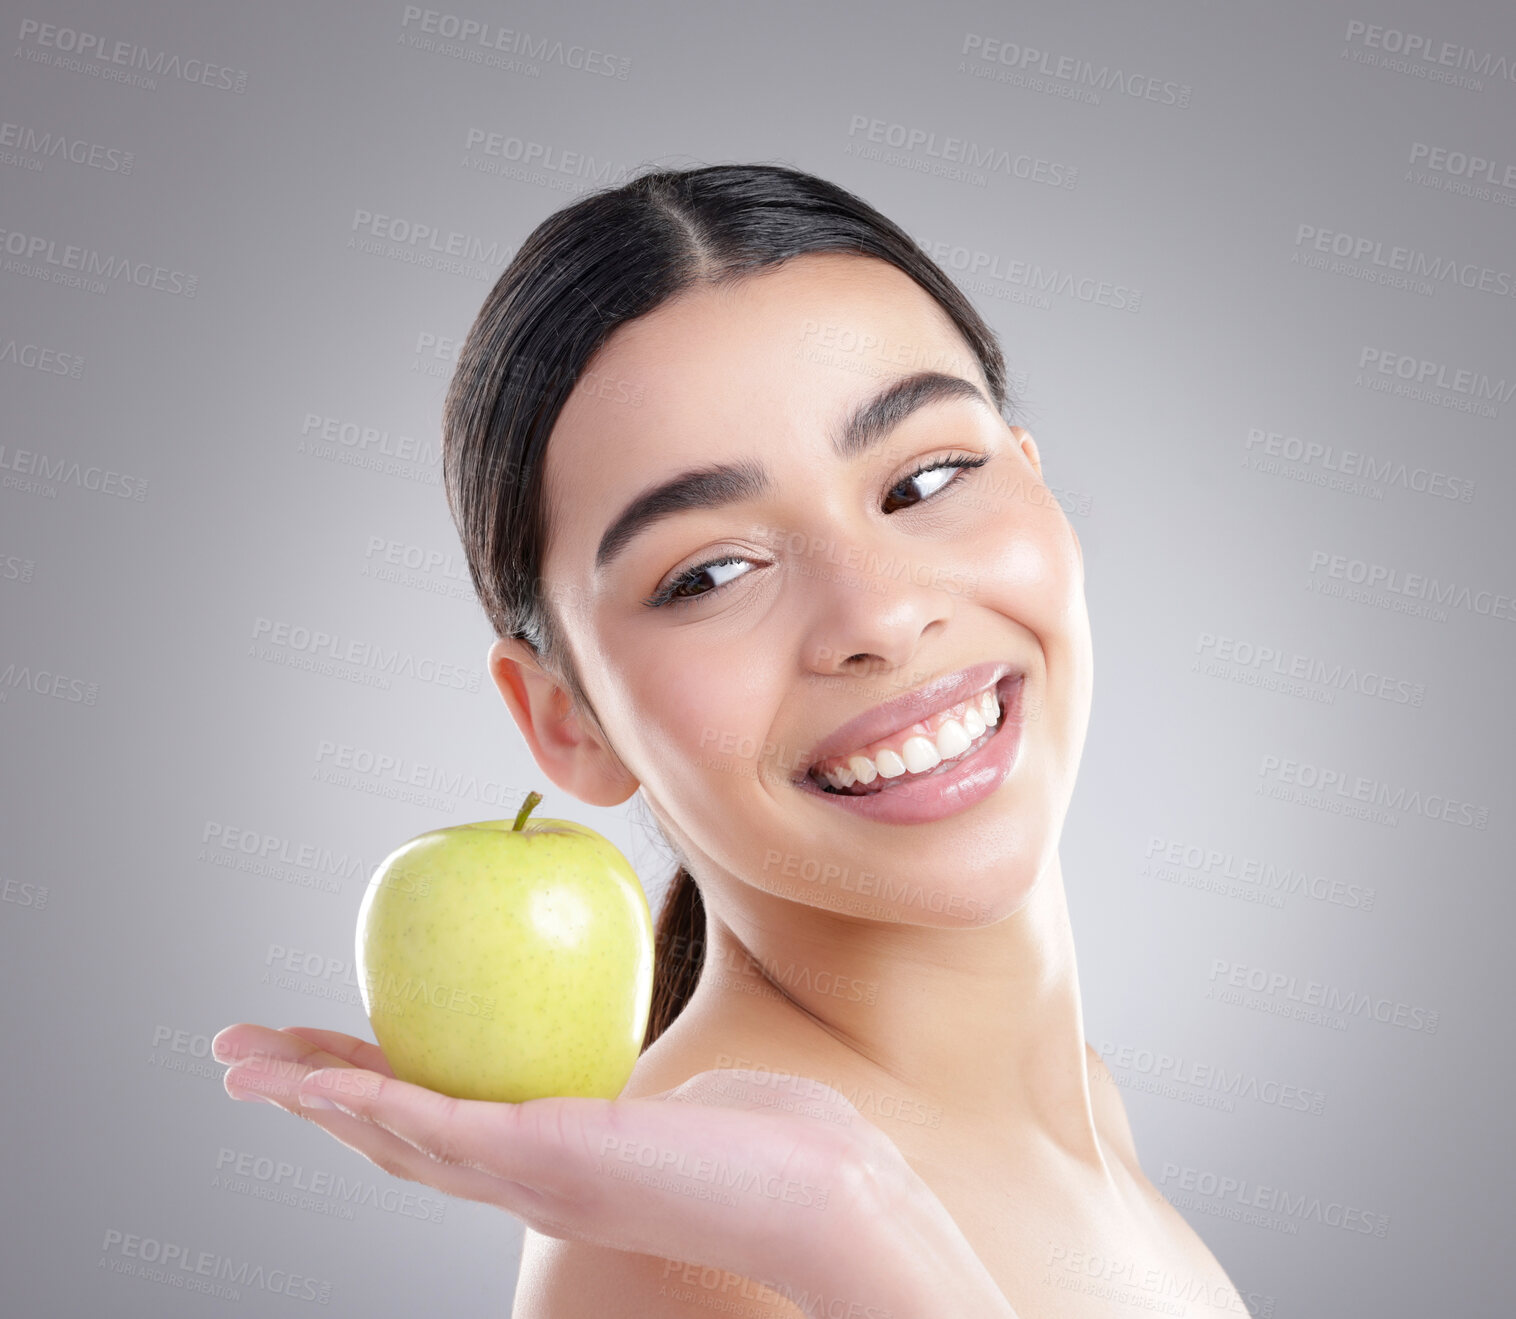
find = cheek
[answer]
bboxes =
[976,512,1081,628]
[609,640,782,800]
[973,511,1092,766]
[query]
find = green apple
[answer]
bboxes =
[355,791,655,1102]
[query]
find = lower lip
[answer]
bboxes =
[795,674,1025,825]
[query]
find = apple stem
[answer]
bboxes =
[512,791,543,831]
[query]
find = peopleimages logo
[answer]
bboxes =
[959,33,1192,108]
[1355,347,1512,419]
[1257,750,1490,830]
[97,1228,330,1304]
[1158,1164,1391,1238]
[360,535,472,600]
[1146,835,1378,912]
[1294,224,1516,298]
[249,617,483,693]
[0,444,147,499]
[460,128,635,191]
[199,822,368,887]
[397,7,631,78]
[0,659,98,705]
[1195,630,1425,707]
[346,208,509,280]
[1344,20,1516,84]
[312,738,528,812]
[917,237,1142,312]
[0,553,37,584]
[1408,141,1516,188]
[1307,548,1516,625]
[1208,958,1439,1034]
[0,339,85,378]
[845,114,1079,190]
[0,226,197,296]
[15,18,249,92]
[300,414,439,468]
[0,120,134,173]
[1244,427,1475,504]
[1099,1039,1328,1115]
[213,1146,446,1224]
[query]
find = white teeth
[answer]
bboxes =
[814,680,1010,792]
[874,748,907,778]
[900,735,941,774]
[934,718,971,759]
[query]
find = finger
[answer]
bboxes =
[298,1068,521,1173]
[297,1066,877,1282]
[285,1068,556,1216]
[214,1025,361,1101]
[212,1023,316,1070]
[219,1039,529,1210]
[275,1026,395,1077]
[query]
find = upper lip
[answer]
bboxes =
[793,660,1020,779]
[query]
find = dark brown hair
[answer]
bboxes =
[441,163,1012,1051]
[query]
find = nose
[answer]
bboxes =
[798,536,954,678]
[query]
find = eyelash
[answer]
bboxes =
[642,451,990,609]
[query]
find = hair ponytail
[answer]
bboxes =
[642,864,706,1050]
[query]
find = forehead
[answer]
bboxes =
[539,251,980,578]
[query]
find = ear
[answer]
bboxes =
[1012,425,1043,480]
[487,636,639,808]
[1014,427,1081,576]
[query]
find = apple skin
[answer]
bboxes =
[355,796,655,1102]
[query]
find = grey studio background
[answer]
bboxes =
[1,0,1511,1314]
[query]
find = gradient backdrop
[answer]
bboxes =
[2,0,1511,1314]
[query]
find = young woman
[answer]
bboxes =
[214,164,1246,1317]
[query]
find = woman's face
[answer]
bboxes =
[537,251,1092,928]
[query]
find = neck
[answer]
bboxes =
[688,852,1109,1171]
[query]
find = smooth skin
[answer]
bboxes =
[217,251,1244,1316]
[210,1029,1014,1315]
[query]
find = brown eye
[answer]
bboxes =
[882,453,989,514]
[646,556,751,608]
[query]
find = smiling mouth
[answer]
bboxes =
[805,674,1016,797]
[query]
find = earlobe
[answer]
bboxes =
[486,637,640,808]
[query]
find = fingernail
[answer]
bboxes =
[300,1070,345,1110]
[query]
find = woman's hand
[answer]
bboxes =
[211,1023,1017,1318]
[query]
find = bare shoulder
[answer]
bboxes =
[1085,1042,1141,1171]
[511,1231,812,1319]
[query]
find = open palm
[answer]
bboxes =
[211,1022,1015,1317]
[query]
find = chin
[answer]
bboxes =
[913,835,1049,929]
[760,823,1050,930]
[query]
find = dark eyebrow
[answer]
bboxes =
[832,369,994,460]
[593,370,995,574]
[594,459,770,574]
